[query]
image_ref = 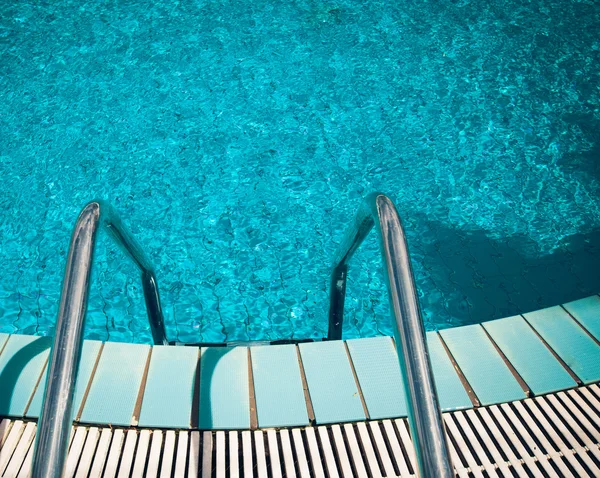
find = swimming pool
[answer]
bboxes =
[1,0,599,344]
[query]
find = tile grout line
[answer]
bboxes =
[22,353,50,417]
[521,314,583,386]
[480,324,532,398]
[190,347,201,429]
[247,348,258,431]
[436,331,481,408]
[295,345,316,425]
[0,335,10,358]
[131,347,153,427]
[343,341,370,421]
[560,304,600,347]
[75,342,105,422]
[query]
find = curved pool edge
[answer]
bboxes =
[0,294,598,432]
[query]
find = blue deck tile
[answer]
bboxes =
[138,345,199,429]
[26,340,103,418]
[525,306,600,384]
[562,296,600,342]
[0,334,51,417]
[251,344,309,428]
[199,346,250,430]
[346,336,406,420]
[299,341,365,424]
[483,316,576,395]
[79,342,150,426]
[426,332,472,411]
[440,325,526,406]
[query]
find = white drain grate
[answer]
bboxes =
[2,384,600,477]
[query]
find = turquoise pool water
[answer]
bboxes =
[1,0,599,344]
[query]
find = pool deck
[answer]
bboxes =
[1,294,600,476]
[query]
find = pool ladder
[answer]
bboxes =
[31,201,168,478]
[32,194,453,477]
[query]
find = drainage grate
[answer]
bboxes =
[2,384,600,477]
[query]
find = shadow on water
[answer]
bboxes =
[0,337,51,417]
[561,142,600,184]
[412,219,600,329]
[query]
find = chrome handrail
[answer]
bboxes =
[328,193,453,477]
[32,201,168,478]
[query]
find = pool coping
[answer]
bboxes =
[0,294,599,431]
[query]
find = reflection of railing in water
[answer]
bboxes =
[327,192,453,477]
[32,201,168,478]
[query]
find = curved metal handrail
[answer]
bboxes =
[328,193,453,477]
[32,201,168,478]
